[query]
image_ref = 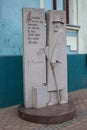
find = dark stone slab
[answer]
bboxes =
[18,102,75,124]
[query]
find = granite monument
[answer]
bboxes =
[18,8,75,124]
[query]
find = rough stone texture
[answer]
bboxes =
[47,10,67,91]
[32,86,49,108]
[22,8,46,108]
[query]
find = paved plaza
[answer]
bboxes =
[0,88,87,130]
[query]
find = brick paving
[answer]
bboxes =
[0,88,87,130]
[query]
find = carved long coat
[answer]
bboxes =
[47,28,67,91]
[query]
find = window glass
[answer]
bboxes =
[57,0,63,10]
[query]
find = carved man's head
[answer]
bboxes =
[52,16,64,32]
[53,22,64,32]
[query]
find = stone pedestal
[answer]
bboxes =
[18,102,75,124]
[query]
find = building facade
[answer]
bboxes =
[0,0,87,55]
[0,0,87,107]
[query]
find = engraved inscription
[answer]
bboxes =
[26,12,43,44]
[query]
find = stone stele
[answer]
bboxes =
[22,8,47,108]
[47,10,68,105]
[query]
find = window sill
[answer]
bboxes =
[66,24,80,31]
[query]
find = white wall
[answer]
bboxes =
[69,0,78,25]
[78,0,87,53]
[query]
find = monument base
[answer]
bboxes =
[18,102,75,124]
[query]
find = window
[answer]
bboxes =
[53,0,69,24]
[64,0,78,25]
[63,0,69,24]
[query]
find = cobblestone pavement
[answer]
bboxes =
[1,88,87,130]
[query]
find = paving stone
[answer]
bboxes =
[0,88,87,130]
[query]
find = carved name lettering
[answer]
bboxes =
[26,15,42,44]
